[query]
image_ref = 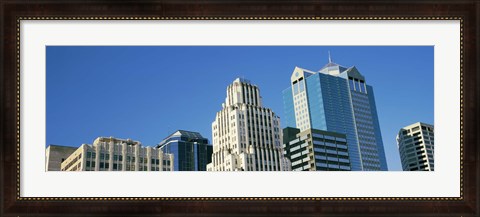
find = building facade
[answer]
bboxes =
[157,130,213,171]
[397,122,434,171]
[282,58,388,171]
[283,127,351,171]
[207,78,291,171]
[45,145,77,171]
[60,137,174,171]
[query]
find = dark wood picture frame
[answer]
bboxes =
[1,1,478,216]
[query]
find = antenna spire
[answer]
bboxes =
[328,51,332,63]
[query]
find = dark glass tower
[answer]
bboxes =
[157,130,213,171]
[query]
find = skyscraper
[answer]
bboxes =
[157,130,213,171]
[207,78,291,171]
[282,57,388,171]
[396,122,434,171]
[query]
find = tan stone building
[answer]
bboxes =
[45,145,78,171]
[59,137,174,171]
[207,78,291,171]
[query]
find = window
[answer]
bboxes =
[100,153,104,160]
[105,154,110,160]
[293,82,299,95]
[100,162,104,168]
[86,161,90,167]
[92,153,96,158]
[105,163,109,169]
[86,152,92,158]
[349,78,355,91]
[359,80,365,93]
[299,80,305,92]
[113,155,118,161]
[91,161,96,167]
[113,163,117,170]
[118,164,122,170]
[119,155,123,161]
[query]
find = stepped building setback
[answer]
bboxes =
[207,78,291,171]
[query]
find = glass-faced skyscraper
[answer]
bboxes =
[282,58,388,171]
[207,78,291,171]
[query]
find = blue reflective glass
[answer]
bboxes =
[282,87,296,128]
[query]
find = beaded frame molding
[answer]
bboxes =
[15,16,463,201]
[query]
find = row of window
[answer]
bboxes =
[292,79,305,95]
[85,152,170,165]
[85,160,171,171]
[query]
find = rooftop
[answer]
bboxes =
[157,130,208,147]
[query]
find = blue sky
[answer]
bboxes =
[46,46,433,171]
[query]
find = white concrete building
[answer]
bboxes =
[207,78,291,171]
[60,137,174,171]
[396,122,434,171]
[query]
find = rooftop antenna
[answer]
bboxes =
[328,51,332,63]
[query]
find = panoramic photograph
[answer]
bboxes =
[45,46,434,172]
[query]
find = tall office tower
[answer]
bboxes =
[157,130,213,171]
[396,122,434,171]
[283,127,351,171]
[207,78,291,171]
[282,57,388,171]
[59,137,174,171]
[45,144,77,171]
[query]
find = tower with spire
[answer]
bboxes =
[282,52,388,171]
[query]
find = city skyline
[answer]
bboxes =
[46,46,434,171]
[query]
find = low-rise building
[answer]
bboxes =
[283,127,351,171]
[45,144,78,171]
[60,137,174,171]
